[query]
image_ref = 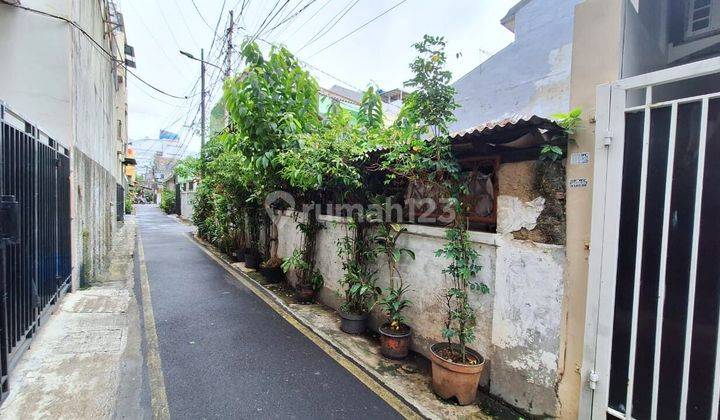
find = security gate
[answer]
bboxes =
[0,102,71,398]
[582,57,720,420]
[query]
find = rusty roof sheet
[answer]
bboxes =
[449,115,561,142]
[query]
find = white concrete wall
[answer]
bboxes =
[451,0,582,132]
[275,211,565,416]
[0,0,73,144]
[180,191,195,220]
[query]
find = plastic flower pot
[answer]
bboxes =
[260,266,284,283]
[339,310,368,334]
[294,284,316,303]
[244,251,260,270]
[234,248,245,262]
[379,323,412,359]
[429,342,486,406]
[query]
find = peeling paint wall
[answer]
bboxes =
[451,0,582,132]
[276,212,565,416]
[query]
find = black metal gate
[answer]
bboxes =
[0,103,71,398]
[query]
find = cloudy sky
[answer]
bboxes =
[123,0,518,168]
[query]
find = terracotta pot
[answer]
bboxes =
[234,248,245,262]
[339,311,368,334]
[260,266,284,283]
[295,284,316,303]
[379,323,412,359]
[244,251,260,269]
[429,342,485,405]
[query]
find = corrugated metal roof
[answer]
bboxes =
[449,114,560,143]
[368,114,561,156]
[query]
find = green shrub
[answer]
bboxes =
[160,189,175,214]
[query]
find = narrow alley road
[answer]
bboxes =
[135,205,401,419]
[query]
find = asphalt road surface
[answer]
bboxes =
[136,205,401,419]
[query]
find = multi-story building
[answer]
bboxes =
[0,0,133,314]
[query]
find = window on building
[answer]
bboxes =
[687,0,720,38]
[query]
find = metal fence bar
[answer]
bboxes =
[0,102,71,397]
[650,102,678,420]
[679,97,710,419]
[624,87,654,419]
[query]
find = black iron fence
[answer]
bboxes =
[0,102,71,398]
[117,183,124,221]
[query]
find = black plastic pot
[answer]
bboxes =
[260,266,284,283]
[234,248,245,262]
[379,323,412,359]
[244,251,260,269]
[295,284,316,303]
[339,311,369,334]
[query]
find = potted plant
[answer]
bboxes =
[281,249,323,302]
[372,201,416,359]
[430,219,489,405]
[337,216,381,334]
[260,257,285,283]
[300,270,324,302]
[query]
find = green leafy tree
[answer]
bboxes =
[380,35,460,196]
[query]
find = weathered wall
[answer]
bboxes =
[73,148,117,285]
[180,191,195,220]
[560,0,624,418]
[450,0,583,132]
[275,212,565,416]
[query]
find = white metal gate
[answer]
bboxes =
[582,57,720,420]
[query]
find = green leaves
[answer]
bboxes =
[277,106,364,193]
[541,107,583,161]
[357,86,384,132]
[221,41,321,203]
[437,222,488,357]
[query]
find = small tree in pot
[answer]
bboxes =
[372,200,415,359]
[281,211,325,302]
[431,213,489,405]
[337,215,381,334]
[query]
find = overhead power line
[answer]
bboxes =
[308,0,408,58]
[0,0,189,99]
[297,0,359,53]
[190,0,215,30]
[267,0,316,33]
[282,0,332,43]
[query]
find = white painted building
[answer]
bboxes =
[0,0,132,288]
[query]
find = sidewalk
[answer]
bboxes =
[0,219,148,419]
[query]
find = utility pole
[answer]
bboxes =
[224,11,233,127]
[200,48,206,154]
[225,10,233,78]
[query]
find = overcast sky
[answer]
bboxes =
[123,0,518,167]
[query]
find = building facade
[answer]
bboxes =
[448,0,720,417]
[0,0,132,289]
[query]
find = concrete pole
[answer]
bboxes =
[200,48,206,158]
[226,11,233,78]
